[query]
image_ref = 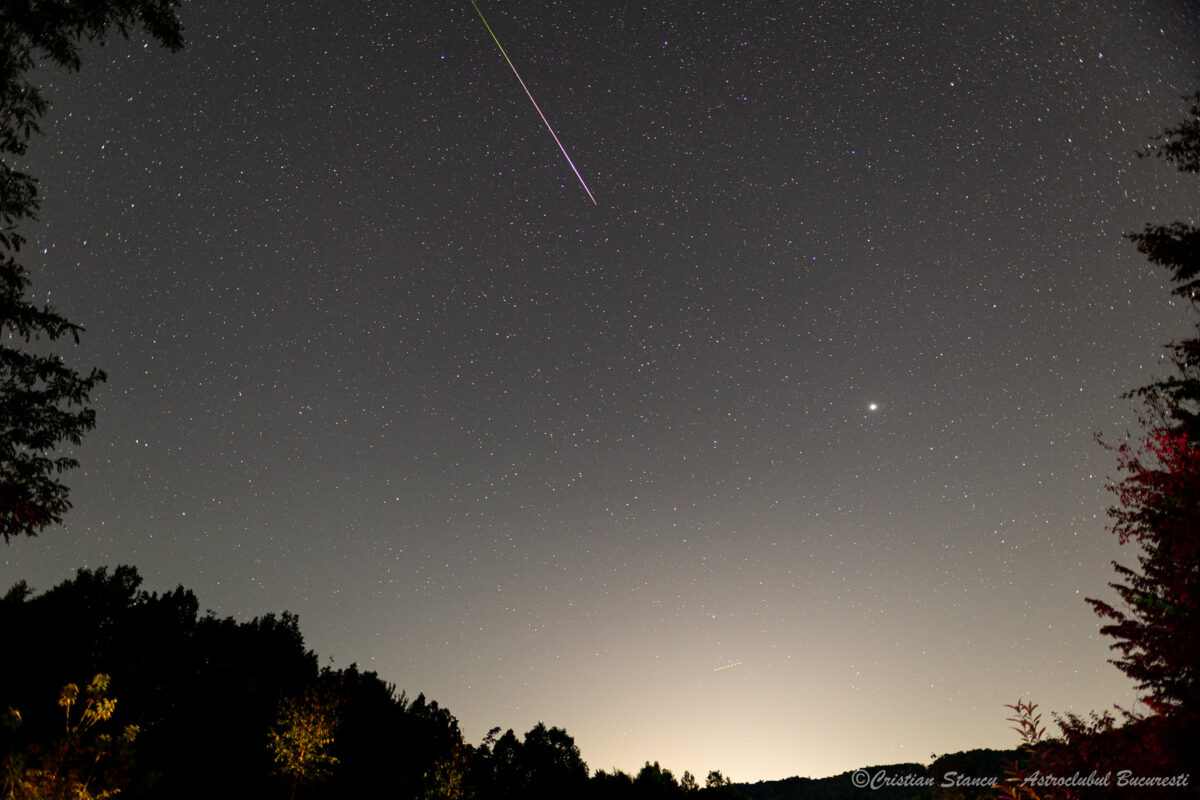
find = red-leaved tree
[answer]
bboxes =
[1090,427,1200,722]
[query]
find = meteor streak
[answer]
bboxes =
[713,660,744,672]
[470,0,597,205]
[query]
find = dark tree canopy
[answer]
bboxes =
[1136,89,1200,175]
[0,0,183,541]
[471,721,589,800]
[1088,89,1200,736]
[1126,91,1200,301]
[0,566,759,798]
[0,566,470,799]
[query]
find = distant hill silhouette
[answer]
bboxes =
[729,748,1018,800]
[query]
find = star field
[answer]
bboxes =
[4,0,1200,781]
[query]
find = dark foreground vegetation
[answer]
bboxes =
[0,566,1058,800]
[0,565,1010,800]
[0,566,1194,800]
[0,565,747,799]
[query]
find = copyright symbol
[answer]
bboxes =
[851,769,870,788]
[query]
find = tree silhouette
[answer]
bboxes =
[705,769,731,789]
[520,721,588,797]
[633,761,681,798]
[321,667,463,799]
[0,0,183,540]
[1087,88,1200,758]
[470,722,588,799]
[589,767,635,798]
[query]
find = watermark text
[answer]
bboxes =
[849,767,1190,791]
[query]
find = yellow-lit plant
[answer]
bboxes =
[1,674,138,799]
[268,686,341,800]
[423,741,473,800]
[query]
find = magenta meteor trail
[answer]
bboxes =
[470,0,597,205]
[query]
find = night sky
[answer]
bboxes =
[4,0,1200,782]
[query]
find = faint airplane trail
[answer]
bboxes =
[470,0,597,205]
[713,661,744,672]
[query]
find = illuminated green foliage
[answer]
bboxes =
[268,686,341,799]
[424,742,473,800]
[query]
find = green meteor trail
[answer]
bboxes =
[470,0,597,205]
